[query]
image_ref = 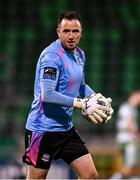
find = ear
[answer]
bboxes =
[81,28,83,36]
[56,28,60,37]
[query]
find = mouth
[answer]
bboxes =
[67,41,75,45]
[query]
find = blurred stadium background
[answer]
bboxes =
[0,0,140,178]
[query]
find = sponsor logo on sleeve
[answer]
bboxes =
[43,67,57,80]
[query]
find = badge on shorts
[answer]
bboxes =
[42,153,50,162]
[43,67,57,80]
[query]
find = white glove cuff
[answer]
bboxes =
[73,98,84,108]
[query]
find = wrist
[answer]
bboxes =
[73,98,84,108]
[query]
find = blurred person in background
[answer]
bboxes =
[110,90,140,179]
[22,11,113,179]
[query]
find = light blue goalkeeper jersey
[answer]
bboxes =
[26,39,94,132]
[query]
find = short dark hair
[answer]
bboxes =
[57,11,82,27]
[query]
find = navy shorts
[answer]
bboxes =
[22,127,89,169]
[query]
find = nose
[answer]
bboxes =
[68,32,74,39]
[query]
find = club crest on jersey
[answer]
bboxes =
[43,67,57,80]
[77,57,84,65]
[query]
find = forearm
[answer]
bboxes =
[41,81,74,106]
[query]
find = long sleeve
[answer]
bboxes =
[40,80,74,106]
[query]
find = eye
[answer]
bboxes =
[72,30,80,33]
[63,29,70,33]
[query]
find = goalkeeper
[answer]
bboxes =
[22,11,113,179]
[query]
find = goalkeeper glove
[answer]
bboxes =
[97,95,114,123]
[73,93,111,123]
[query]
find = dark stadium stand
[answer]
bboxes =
[0,0,139,178]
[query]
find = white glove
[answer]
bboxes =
[105,97,114,122]
[82,93,111,115]
[81,93,111,124]
[96,95,114,123]
[73,93,111,124]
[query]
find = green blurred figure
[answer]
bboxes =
[110,90,140,179]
